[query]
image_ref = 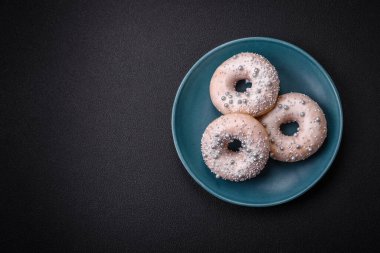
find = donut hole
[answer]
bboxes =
[280,121,299,136]
[227,139,242,152]
[235,79,252,92]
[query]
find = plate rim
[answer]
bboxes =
[171,37,343,207]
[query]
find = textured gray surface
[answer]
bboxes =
[2,0,380,251]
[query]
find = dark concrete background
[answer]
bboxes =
[2,0,380,252]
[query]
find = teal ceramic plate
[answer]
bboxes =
[171,37,343,207]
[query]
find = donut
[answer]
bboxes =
[201,113,270,181]
[260,92,327,162]
[210,52,280,117]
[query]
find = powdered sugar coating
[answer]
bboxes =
[210,52,280,117]
[201,113,270,181]
[260,93,327,162]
